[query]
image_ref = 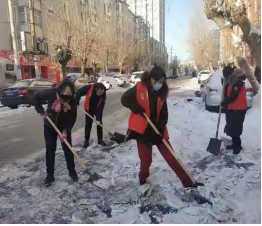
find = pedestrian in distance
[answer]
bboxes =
[221,68,248,155]
[75,83,107,148]
[34,79,78,187]
[121,66,197,188]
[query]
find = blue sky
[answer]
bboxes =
[165,0,204,62]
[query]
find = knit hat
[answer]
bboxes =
[150,65,166,81]
[222,66,234,78]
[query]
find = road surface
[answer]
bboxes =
[0,77,197,163]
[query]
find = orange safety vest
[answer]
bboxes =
[227,84,247,110]
[128,82,169,140]
[84,85,103,111]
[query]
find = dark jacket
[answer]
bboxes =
[75,84,106,115]
[121,81,168,145]
[34,79,77,132]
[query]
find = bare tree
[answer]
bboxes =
[70,3,102,77]
[188,4,220,70]
[204,0,261,68]
[42,0,79,78]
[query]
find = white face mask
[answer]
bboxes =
[153,83,163,91]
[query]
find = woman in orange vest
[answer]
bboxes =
[221,69,248,155]
[76,83,107,148]
[121,66,195,188]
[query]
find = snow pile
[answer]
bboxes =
[0,94,260,223]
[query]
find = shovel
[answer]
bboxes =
[80,108,127,144]
[46,116,105,184]
[143,113,199,186]
[206,80,227,155]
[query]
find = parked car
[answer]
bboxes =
[202,71,253,111]
[74,77,93,90]
[97,76,118,90]
[113,74,130,87]
[0,79,55,109]
[197,70,211,84]
[66,73,82,83]
[130,71,144,87]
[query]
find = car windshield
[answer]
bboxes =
[11,80,31,87]
[134,74,142,79]
[78,79,89,83]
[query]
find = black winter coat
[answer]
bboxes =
[121,83,168,145]
[75,84,105,115]
[34,80,77,132]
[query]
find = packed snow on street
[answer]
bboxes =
[0,80,260,224]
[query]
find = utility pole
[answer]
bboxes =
[145,0,149,68]
[8,0,22,80]
[29,0,40,78]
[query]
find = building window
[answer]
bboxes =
[34,10,42,27]
[48,5,54,15]
[6,64,14,71]
[19,6,27,24]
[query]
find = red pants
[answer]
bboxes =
[137,141,194,188]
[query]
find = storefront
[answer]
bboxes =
[0,50,81,83]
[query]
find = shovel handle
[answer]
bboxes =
[80,108,112,134]
[46,116,86,169]
[143,113,195,183]
[215,80,227,138]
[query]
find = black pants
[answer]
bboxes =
[225,110,246,148]
[232,136,241,148]
[44,124,76,177]
[85,111,103,142]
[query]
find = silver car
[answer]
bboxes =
[202,71,253,111]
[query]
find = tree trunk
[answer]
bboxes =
[81,58,87,77]
[60,64,66,79]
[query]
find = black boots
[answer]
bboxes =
[83,140,89,148]
[139,179,147,186]
[233,146,242,155]
[69,171,79,182]
[98,140,106,146]
[44,175,55,187]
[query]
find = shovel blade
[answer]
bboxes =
[207,138,222,155]
[111,132,127,144]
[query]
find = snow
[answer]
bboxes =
[234,0,244,8]
[0,84,260,223]
[250,25,261,36]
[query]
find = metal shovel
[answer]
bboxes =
[81,108,127,144]
[206,81,227,155]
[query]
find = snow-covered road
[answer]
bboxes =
[0,79,260,223]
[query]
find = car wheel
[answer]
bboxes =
[8,105,18,109]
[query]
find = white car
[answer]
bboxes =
[130,71,144,87]
[197,70,211,84]
[113,74,130,87]
[202,71,253,111]
[66,73,82,83]
[97,76,118,90]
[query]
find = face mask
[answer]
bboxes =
[61,95,72,101]
[153,83,162,91]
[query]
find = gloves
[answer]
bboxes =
[154,134,163,144]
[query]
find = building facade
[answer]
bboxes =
[0,0,150,81]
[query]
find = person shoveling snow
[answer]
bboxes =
[121,66,209,204]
